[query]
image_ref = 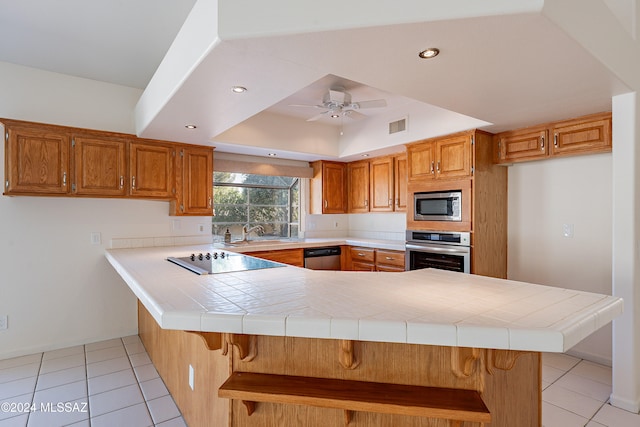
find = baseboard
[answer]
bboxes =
[566,348,612,367]
[609,395,640,414]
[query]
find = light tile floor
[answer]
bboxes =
[1,337,640,426]
[0,336,185,427]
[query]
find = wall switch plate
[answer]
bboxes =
[198,224,206,233]
[90,232,101,245]
[0,315,7,330]
[188,364,194,390]
[562,223,574,238]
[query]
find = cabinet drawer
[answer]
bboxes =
[349,247,375,263]
[376,250,405,268]
[251,249,304,267]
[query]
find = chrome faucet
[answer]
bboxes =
[242,224,264,241]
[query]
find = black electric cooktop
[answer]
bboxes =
[167,252,284,275]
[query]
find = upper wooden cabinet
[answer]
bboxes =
[129,141,175,198]
[73,135,127,196]
[4,122,71,195]
[344,153,406,214]
[3,119,215,215]
[309,161,347,214]
[171,145,213,216]
[407,133,472,182]
[494,112,611,164]
[348,160,370,213]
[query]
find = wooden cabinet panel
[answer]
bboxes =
[370,157,394,212]
[348,247,375,271]
[408,134,471,182]
[129,142,175,198]
[4,124,70,195]
[407,141,435,182]
[435,135,472,179]
[73,135,127,196]
[172,145,213,215]
[376,249,405,270]
[310,161,347,214]
[494,112,611,164]
[249,249,304,267]
[495,128,548,163]
[550,113,611,157]
[394,154,407,212]
[348,160,370,213]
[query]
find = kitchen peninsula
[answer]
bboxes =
[106,242,622,427]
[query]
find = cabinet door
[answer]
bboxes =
[322,162,347,214]
[251,249,304,267]
[550,114,611,157]
[496,128,548,163]
[73,135,126,196]
[393,155,407,212]
[370,157,394,212]
[178,146,213,215]
[347,161,370,213]
[129,142,175,198]
[407,142,435,182]
[5,125,70,194]
[435,135,472,179]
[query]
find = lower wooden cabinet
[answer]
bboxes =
[249,249,304,267]
[376,249,405,272]
[347,247,405,272]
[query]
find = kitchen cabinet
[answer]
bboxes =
[369,156,394,212]
[73,134,127,196]
[248,248,304,267]
[375,249,405,272]
[309,161,347,214]
[171,145,213,216]
[129,141,175,198]
[494,112,611,164]
[347,160,370,213]
[4,121,71,195]
[393,154,407,212]
[407,133,472,182]
[348,246,375,271]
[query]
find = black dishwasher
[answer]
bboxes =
[303,247,341,270]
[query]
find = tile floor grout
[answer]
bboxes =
[2,337,640,426]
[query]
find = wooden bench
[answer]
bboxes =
[219,372,491,426]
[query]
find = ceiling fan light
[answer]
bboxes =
[418,48,440,59]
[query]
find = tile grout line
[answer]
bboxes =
[124,338,155,427]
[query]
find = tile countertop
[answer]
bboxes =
[105,240,623,353]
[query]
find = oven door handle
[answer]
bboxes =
[405,243,470,255]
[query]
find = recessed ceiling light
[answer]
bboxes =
[268,153,277,157]
[418,48,440,59]
[331,114,340,118]
[185,124,197,129]
[231,86,247,93]
[362,154,370,157]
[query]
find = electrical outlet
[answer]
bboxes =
[90,232,101,245]
[188,364,194,390]
[562,223,574,238]
[0,315,8,330]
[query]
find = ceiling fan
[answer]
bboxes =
[290,87,387,122]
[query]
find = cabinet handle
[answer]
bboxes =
[430,161,434,174]
[436,161,441,172]
[62,172,67,186]
[388,198,393,207]
[324,200,328,208]
[364,199,368,207]
[208,197,212,208]
[385,256,393,260]
[131,176,136,190]
[119,176,124,189]
[554,133,558,147]
[357,253,365,257]
[396,198,399,207]
[540,136,545,151]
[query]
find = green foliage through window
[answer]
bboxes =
[212,172,300,241]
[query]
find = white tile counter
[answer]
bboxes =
[106,242,622,353]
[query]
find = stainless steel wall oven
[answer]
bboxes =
[405,230,470,273]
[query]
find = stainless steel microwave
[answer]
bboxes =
[413,190,462,221]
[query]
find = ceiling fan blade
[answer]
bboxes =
[343,110,367,120]
[307,111,328,122]
[288,103,325,108]
[352,99,387,109]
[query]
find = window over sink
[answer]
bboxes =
[212,172,300,242]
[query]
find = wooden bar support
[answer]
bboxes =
[219,371,491,425]
[338,340,359,369]
[222,333,257,361]
[185,331,222,351]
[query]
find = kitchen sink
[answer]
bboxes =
[224,239,295,246]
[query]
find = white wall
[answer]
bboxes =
[508,153,613,364]
[0,62,210,359]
